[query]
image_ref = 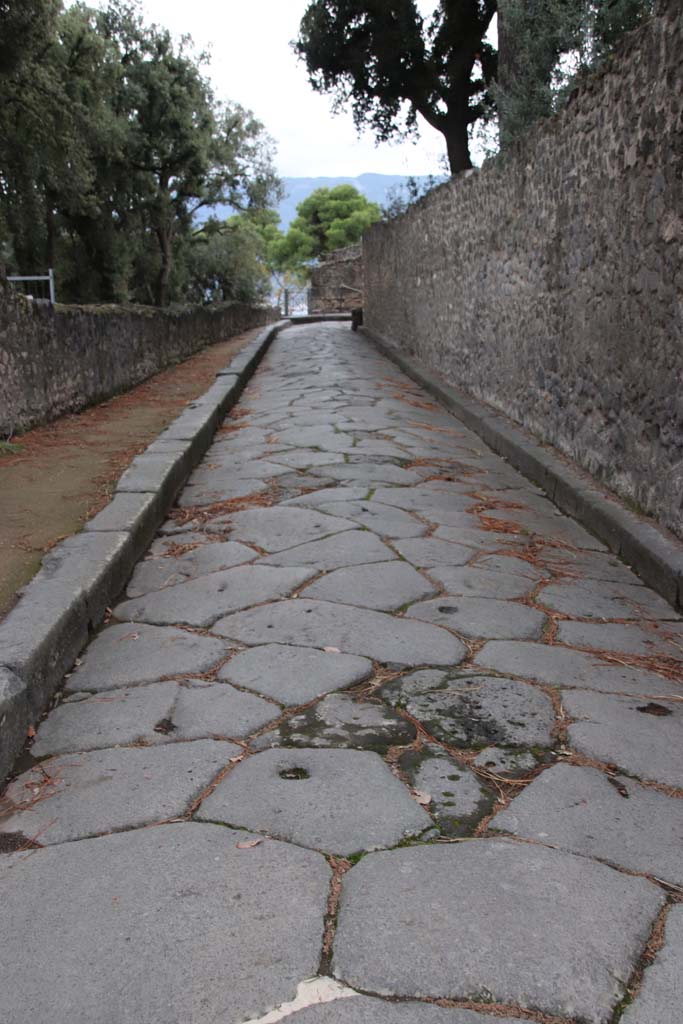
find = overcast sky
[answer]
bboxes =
[135,0,450,178]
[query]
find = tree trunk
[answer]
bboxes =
[154,225,172,307]
[444,116,473,174]
[496,0,518,148]
[45,192,56,271]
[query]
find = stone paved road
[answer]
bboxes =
[1,323,682,1024]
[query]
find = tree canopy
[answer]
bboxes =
[0,0,282,305]
[295,1,497,174]
[185,209,281,306]
[273,185,381,276]
[296,0,655,172]
[495,0,654,147]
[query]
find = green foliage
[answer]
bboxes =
[382,175,444,220]
[295,0,654,167]
[295,1,497,173]
[0,0,281,306]
[273,184,380,276]
[593,0,654,54]
[0,0,61,76]
[496,0,655,147]
[182,212,277,305]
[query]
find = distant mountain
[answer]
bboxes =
[196,173,440,230]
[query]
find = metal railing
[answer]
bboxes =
[7,268,55,305]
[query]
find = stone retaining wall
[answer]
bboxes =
[309,245,363,313]
[363,0,683,538]
[0,282,276,434]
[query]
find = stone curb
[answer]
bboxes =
[0,319,289,783]
[288,313,352,324]
[361,326,683,614]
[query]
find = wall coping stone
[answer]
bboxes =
[0,320,290,784]
[362,325,683,615]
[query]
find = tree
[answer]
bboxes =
[382,175,443,219]
[591,0,654,57]
[495,0,581,148]
[274,184,380,276]
[0,0,60,77]
[495,0,654,147]
[181,210,280,305]
[0,1,282,306]
[0,0,100,276]
[295,1,497,174]
[101,10,281,306]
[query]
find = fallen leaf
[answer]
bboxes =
[607,777,630,798]
[323,646,340,654]
[236,838,263,849]
[26,725,36,739]
[414,789,432,806]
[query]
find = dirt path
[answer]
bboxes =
[0,327,258,617]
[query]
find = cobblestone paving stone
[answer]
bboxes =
[398,743,495,836]
[381,669,556,748]
[252,692,417,753]
[218,643,373,704]
[1,323,682,1023]
[259,529,397,569]
[301,560,436,610]
[125,539,257,597]
[0,824,330,1023]
[115,564,316,627]
[306,498,429,538]
[491,763,683,884]
[332,841,665,1024]
[407,594,547,640]
[197,746,431,855]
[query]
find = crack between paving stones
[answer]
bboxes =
[318,855,352,976]
[243,692,347,745]
[559,751,683,799]
[449,654,683,703]
[190,817,403,860]
[390,707,514,809]
[481,829,683,894]
[111,576,321,632]
[0,813,232,855]
[609,896,683,1022]
[328,980,582,1024]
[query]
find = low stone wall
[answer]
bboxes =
[363,0,683,539]
[309,245,363,313]
[0,282,276,434]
